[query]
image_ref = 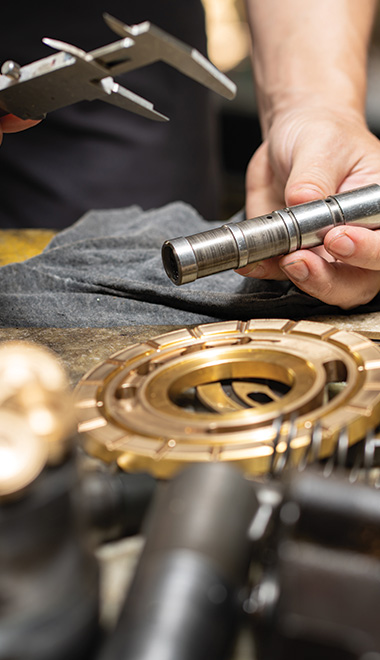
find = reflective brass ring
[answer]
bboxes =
[74,319,380,477]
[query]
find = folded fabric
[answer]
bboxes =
[0,202,378,327]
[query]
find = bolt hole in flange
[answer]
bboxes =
[74,320,380,478]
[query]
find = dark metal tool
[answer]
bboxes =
[0,13,236,122]
[162,183,380,285]
[248,468,380,660]
[98,463,257,660]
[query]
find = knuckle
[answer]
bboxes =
[337,271,380,309]
[314,279,335,301]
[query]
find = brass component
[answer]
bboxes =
[0,410,47,498]
[0,341,74,466]
[74,319,380,477]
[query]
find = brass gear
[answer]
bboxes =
[74,319,380,477]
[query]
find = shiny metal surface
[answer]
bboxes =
[162,184,380,285]
[0,410,47,498]
[0,14,236,121]
[74,319,380,478]
[0,341,74,480]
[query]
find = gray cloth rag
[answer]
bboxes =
[0,202,378,327]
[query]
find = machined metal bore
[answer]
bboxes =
[162,184,380,285]
[74,319,380,478]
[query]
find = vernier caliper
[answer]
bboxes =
[0,13,236,122]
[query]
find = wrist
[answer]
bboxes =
[257,87,368,137]
[246,0,376,136]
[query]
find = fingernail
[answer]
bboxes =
[281,259,309,282]
[326,232,355,257]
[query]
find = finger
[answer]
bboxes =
[282,118,358,206]
[236,256,287,281]
[324,225,380,269]
[236,244,334,281]
[245,143,285,217]
[279,249,380,308]
[0,114,41,133]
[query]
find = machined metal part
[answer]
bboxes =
[162,183,380,285]
[99,463,256,660]
[0,341,74,499]
[74,319,380,478]
[247,470,380,660]
[0,410,47,499]
[0,458,100,660]
[0,13,236,122]
[81,468,156,543]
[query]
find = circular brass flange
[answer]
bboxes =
[74,319,380,477]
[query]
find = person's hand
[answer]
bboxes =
[0,114,41,144]
[238,104,380,309]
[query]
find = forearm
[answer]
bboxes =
[245,0,377,135]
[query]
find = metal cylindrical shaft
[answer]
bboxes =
[98,463,257,660]
[162,184,380,285]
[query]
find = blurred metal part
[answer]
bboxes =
[162,184,380,285]
[0,458,100,660]
[349,430,380,487]
[80,467,156,543]
[201,0,250,71]
[0,13,236,122]
[247,469,380,660]
[0,409,47,499]
[74,319,380,477]
[98,462,256,660]
[0,340,74,468]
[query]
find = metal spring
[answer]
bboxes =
[348,429,380,487]
[268,417,380,485]
[269,415,323,477]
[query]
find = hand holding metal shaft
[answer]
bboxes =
[162,184,380,285]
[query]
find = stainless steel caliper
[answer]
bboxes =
[0,13,236,122]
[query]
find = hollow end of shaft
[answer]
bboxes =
[162,238,198,286]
